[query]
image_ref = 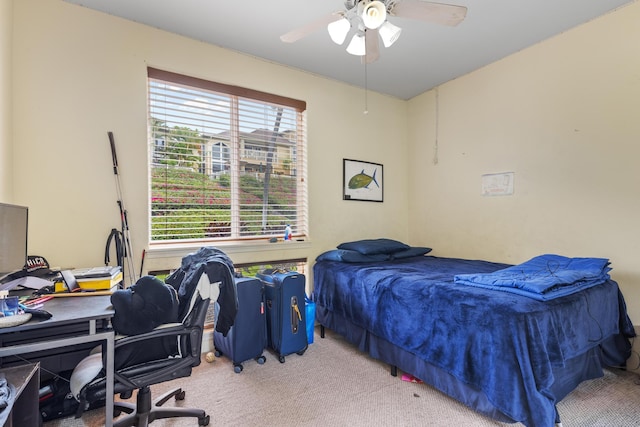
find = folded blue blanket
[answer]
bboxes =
[454,254,611,300]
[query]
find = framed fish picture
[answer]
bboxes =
[343,159,383,202]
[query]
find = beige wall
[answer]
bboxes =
[10,0,408,278]
[9,0,640,323]
[0,0,12,200]
[408,2,640,322]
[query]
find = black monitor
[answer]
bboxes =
[0,202,28,280]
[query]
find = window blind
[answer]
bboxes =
[147,68,308,243]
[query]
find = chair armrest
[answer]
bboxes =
[113,323,188,348]
[104,323,199,390]
[114,323,183,340]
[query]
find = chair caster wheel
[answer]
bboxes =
[199,414,210,426]
[176,390,186,400]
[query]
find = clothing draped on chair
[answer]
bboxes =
[69,246,238,427]
[166,246,238,335]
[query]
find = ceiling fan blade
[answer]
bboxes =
[390,0,467,27]
[363,29,380,64]
[280,12,344,43]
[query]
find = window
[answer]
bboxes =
[210,142,229,174]
[147,68,307,243]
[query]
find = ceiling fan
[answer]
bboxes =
[280,0,467,64]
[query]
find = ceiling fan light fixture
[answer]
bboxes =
[361,0,387,30]
[379,21,402,48]
[346,32,366,56]
[327,17,351,45]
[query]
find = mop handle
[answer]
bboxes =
[107,131,137,285]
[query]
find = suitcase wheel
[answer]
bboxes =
[278,355,286,363]
[233,363,243,374]
[214,349,222,357]
[256,355,266,365]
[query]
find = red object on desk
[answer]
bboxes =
[24,295,54,306]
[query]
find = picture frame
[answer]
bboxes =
[343,159,383,202]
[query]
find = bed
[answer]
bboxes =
[312,239,635,427]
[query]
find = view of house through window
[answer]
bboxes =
[147,68,308,243]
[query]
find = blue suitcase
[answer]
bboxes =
[257,270,308,363]
[213,277,267,373]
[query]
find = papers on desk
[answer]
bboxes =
[70,266,122,291]
[0,276,52,291]
[71,266,121,280]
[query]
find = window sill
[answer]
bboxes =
[146,239,312,260]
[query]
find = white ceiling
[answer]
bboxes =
[64,0,634,100]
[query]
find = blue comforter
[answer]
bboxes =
[313,255,634,427]
[454,254,611,300]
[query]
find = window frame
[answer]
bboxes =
[147,68,308,246]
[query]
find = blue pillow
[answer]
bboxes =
[391,247,432,259]
[316,249,390,263]
[337,238,410,255]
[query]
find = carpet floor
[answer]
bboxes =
[45,327,640,427]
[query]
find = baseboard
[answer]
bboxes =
[626,325,640,375]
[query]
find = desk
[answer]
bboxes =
[0,296,115,426]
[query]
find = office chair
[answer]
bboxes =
[69,257,231,427]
